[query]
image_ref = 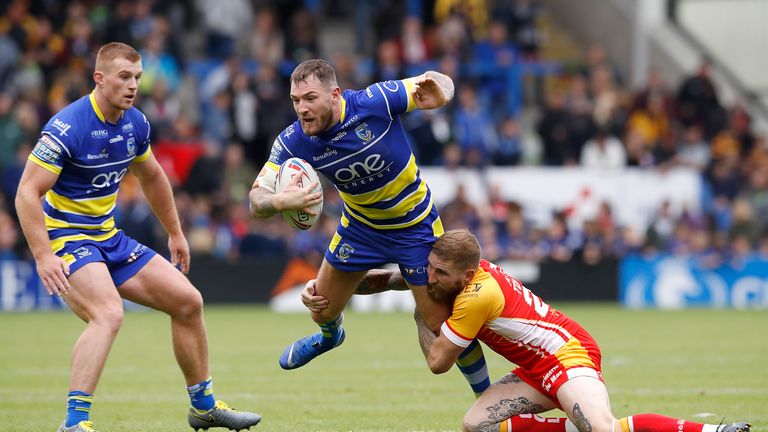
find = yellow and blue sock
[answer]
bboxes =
[187,377,215,411]
[318,313,344,346]
[65,390,93,427]
[456,339,491,397]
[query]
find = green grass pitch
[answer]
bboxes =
[0,305,765,431]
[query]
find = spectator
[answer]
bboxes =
[580,128,626,170]
[453,84,497,167]
[676,58,725,138]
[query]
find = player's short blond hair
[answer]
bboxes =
[95,42,141,72]
[432,229,481,271]
[290,59,338,89]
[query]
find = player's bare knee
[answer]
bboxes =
[171,285,204,321]
[92,306,124,335]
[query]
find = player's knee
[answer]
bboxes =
[574,415,614,432]
[93,306,124,334]
[172,285,204,320]
[462,408,490,431]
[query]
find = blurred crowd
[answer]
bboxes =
[1,0,767,271]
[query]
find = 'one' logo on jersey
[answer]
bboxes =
[355,123,374,142]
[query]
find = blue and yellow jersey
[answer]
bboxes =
[265,79,431,230]
[28,91,151,253]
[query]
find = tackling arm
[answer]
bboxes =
[414,311,465,374]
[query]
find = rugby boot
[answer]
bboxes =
[718,422,751,432]
[188,400,261,431]
[278,328,345,370]
[57,421,96,432]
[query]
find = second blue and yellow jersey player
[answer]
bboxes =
[28,91,155,285]
[250,59,490,398]
[260,76,444,283]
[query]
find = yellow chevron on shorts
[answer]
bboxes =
[46,190,117,217]
[328,232,342,253]
[554,338,595,369]
[339,155,419,206]
[61,253,76,265]
[28,154,62,175]
[45,214,115,231]
[49,228,119,254]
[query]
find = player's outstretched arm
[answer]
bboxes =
[15,161,71,296]
[130,153,190,272]
[410,71,455,110]
[249,174,322,219]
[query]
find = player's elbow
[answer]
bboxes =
[427,355,452,374]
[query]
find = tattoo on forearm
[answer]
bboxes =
[495,373,523,385]
[248,188,277,218]
[572,403,592,432]
[467,396,545,432]
[414,312,437,359]
[356,271,405,294]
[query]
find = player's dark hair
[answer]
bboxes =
[291,59,338,89]
[95,42,141,71]
[432,229,481,271]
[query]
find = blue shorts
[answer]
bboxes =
[56,230,157,287]
[325,206,444,286]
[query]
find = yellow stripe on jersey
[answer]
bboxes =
[28,153,62,175]
[554,338,595,369]
[338,154,420,206]
[49,228,119,253]
[89,91,106,123]
[45,214,115,231]
[339,96,347,123]
[343,179,427,220]
[46,190,117,217]
[133,143,152,162]
[403,79,417,112]
[266,161,279,172]
[343,197,433,230]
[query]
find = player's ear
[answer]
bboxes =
[463,268,475,284]
[93,71,104,87]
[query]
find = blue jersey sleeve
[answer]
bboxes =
[357,79,417,119]
[130,110,152,162]
[266,123,301,170]
[29,116,77,175]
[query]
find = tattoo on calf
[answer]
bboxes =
[572,403,592,432]
[488,397,543,420]
[466,422,502,432]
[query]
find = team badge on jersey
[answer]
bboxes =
[355,123,374,142]
[127,138,136,157]
[336,243,355,262]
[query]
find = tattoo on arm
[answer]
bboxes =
[248,187,278,218]
[356,270,406,294]
[425,71,455,102]
[572,403,592,432]
[414,311,437,359]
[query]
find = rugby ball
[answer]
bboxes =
[276,157,323,230]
